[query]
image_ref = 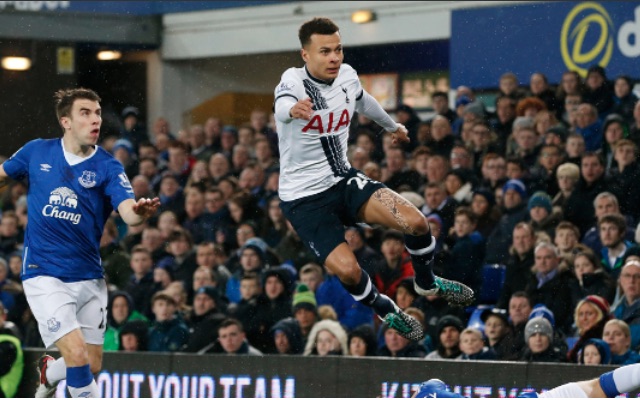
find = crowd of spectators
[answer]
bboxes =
[0,64,640,366]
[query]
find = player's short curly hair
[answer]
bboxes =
[53,87,100,121]
[298,17,340,47]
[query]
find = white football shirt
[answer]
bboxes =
[274,63,395,201]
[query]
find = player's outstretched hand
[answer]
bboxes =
[289,98,314,120]
[391,123,409,144]
[132,197,161,219]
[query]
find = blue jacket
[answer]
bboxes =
[614,299,640,349]
[576,121,603,152]
[611,350,640,365]
[148,317,190,352]
[316,275,374,331]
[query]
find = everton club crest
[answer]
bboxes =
[78,170,97,188]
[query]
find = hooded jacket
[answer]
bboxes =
[104,291,149,351]
[303,319,349,356]
[270,317,304,354]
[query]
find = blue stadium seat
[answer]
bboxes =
[466,304,493,332]
[565,336,579,350]
[479,264,506,304]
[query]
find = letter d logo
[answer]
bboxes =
[560,2,613,77]
[618,6,640,57]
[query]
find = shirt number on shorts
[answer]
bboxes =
[98,307,106,329]
[347,173,370,190]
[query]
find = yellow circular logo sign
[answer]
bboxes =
[560,2,614,77]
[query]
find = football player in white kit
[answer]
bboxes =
[415,362,640,398]
[274,17,474,341]
[0,88,160,398]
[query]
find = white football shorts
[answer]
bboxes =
[537,382,588,398]
[23,276,108,349]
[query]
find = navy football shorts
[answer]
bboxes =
[280,168,386,264]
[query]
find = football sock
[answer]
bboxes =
[67,365,99,398]
[342,269,396,317]
[404,233,436,289]
[600,364,640,397]
[46,357,67,385]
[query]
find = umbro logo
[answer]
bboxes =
[40,164,52,172]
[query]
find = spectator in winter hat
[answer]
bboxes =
[303,319,349,356]
[567,295,612,363]
[348,324,378,357]
[520,317,563,362]
[120,105,147,152]
[270,317,304,355]
[119,320,149,352]
[292,283,318,341]
[425,315,464,360]
[484,179,528,264]
[578,338,611,365]
[527,191,559,239]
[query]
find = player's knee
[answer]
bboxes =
[334,261,361,285]
[66,346,90,366]
[407,212,429,235]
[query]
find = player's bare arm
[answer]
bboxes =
[289,97,314,120]
[118,197,161,226]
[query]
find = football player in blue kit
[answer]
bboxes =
[0,88,160,398]
[273,17,474,342]
[415,362,640,398]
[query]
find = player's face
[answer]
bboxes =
[62,99,102,146]
[582,344,601,365]
[301,32,343,81]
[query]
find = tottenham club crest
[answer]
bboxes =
[78,170,97,188]
[47,318,61,333]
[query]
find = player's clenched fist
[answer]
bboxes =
[289,98,314,120]
[391,123,409,144]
